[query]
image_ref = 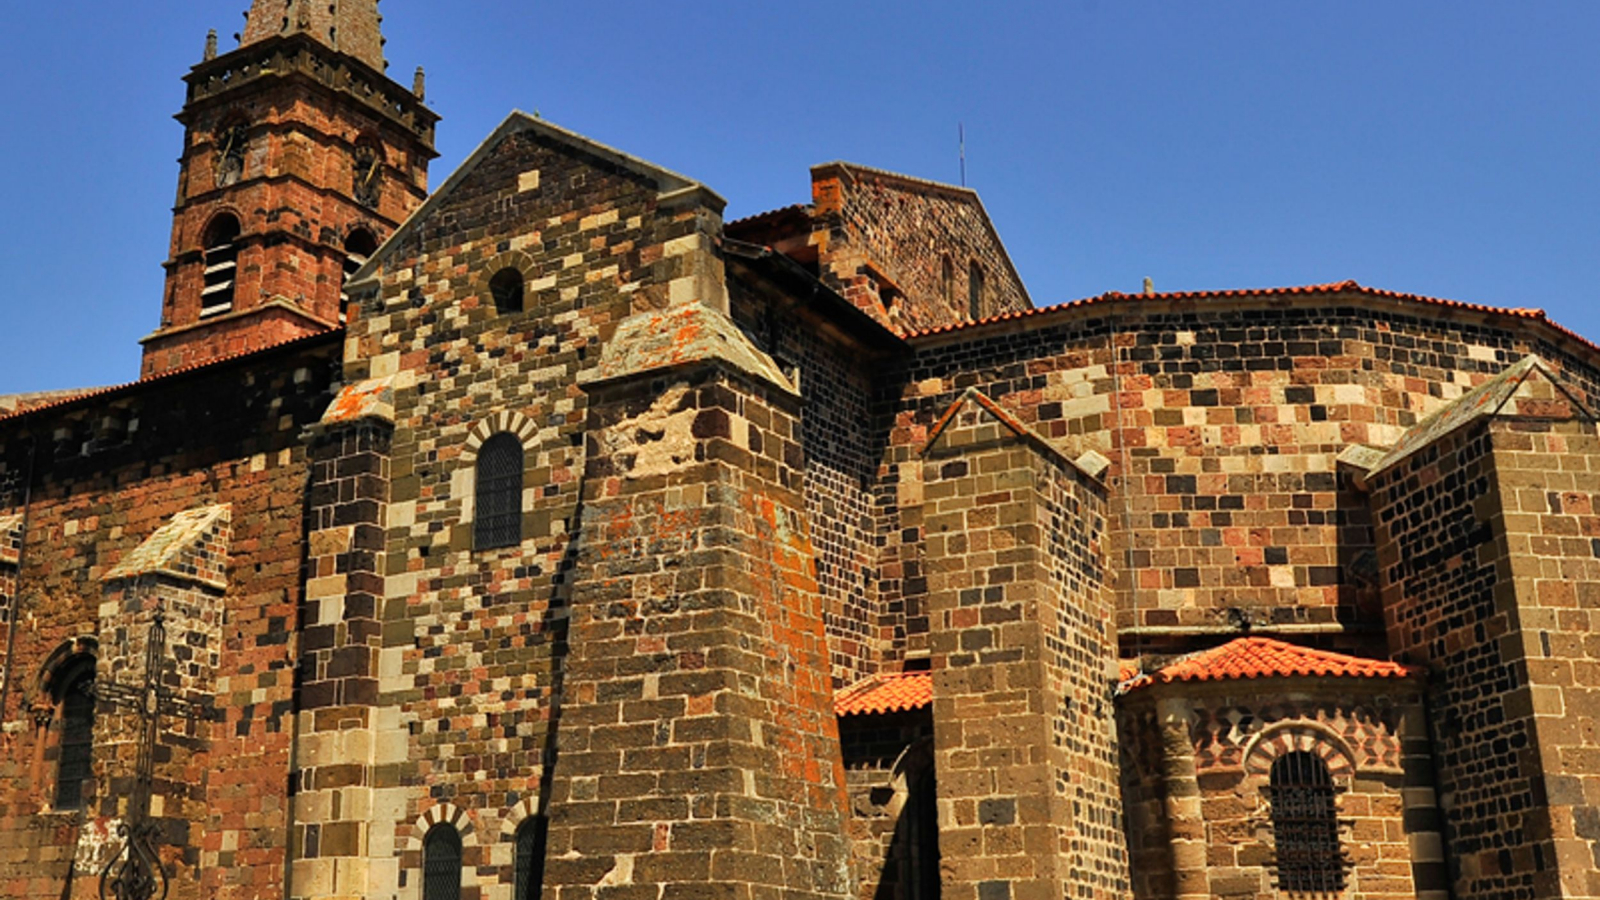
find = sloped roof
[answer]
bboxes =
[919,387,1110,480]
[103,504,232,590]
[1364,355,1594,477]
[0,329,340,426]
[902,280,1595,360]
[1118,637,1419,694]
[835,671,933,717]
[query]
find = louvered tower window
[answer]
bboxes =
[54,661,96,809]
[1268,751,1345,894]
[201,215,242,317]
[422,824,462,900]
[514,816,548,900]
[341,229,379,321]
[474,433,524,550]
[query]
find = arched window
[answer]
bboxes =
[513,816,548,900]
[422,823,463,900]
[475,433,524,550]
[53,658,96,809]
[967,262,984,321]
[341,228,379,319]
[489,267,525,315]
[940,255,956,307]
[1267,751,1345,893]
[201,214,242,317]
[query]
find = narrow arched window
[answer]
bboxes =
[341,228,379,320]
[201,215,242,317]
[489,267,525,315]
[423,823,462,900]
[514,816,548,900]
[475,433,524,550]
[967,262,984,321]
[54,659,96,809]
[940,255,956,307]
[1267,751,1345,893]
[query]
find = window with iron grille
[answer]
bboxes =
[514,816,548,900]
[423,824,462,900]
[54,662,96,809]
[475,433,524,551]
[1268,751,1346,893]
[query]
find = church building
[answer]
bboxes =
[3,4,1600,900]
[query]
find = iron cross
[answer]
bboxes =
[94,604,210,900]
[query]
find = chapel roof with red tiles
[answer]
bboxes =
[1117,636,1421,694]
[835,671,933,717]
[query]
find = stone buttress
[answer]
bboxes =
[1359,356,1600,900]
[916,389,1128,900]
[290,379,394,899]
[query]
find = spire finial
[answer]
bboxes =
[205,29,219,61]
[413,67,426,101]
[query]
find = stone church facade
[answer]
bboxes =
[3,5,1599,900]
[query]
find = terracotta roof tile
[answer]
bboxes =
[0,329,340,425]
[1118,637,1419,693]
[835,671,933,717]
[903,280,1593,356]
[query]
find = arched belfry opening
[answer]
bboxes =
[201,214,242,317]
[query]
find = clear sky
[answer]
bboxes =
[3,2,1597,393]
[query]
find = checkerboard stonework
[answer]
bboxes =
[1,5,1598,900]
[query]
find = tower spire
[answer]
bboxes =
[240,0,387,71]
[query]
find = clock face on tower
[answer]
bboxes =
[215,122,249,188]
[354,144,383,209]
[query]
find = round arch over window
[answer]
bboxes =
[341,228,380,319]
[52,656,96,810]
[422,823,463,900]
[489,267,525,315]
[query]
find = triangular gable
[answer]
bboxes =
[919,387,1109,480]
[811,161,1034,310]
[1367,355,1595,477]
[103,505,231,591]
[348,111,727,290]
[1117,636,1419,694]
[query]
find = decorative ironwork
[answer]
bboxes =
[96,605,210,900]
[1267,750,1347,894]
[474,434,524,550]
[423,824,463,900]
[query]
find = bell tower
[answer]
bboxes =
[143,0,439,378]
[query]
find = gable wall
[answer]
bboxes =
[340,125,729,897]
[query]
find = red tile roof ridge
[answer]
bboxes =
[0,328,341,425]
[835,669,934,717]
[902,280,1581,352]
[725,203,811,229]
[1118,636,1421,694]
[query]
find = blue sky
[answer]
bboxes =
[3,2,1597,392]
